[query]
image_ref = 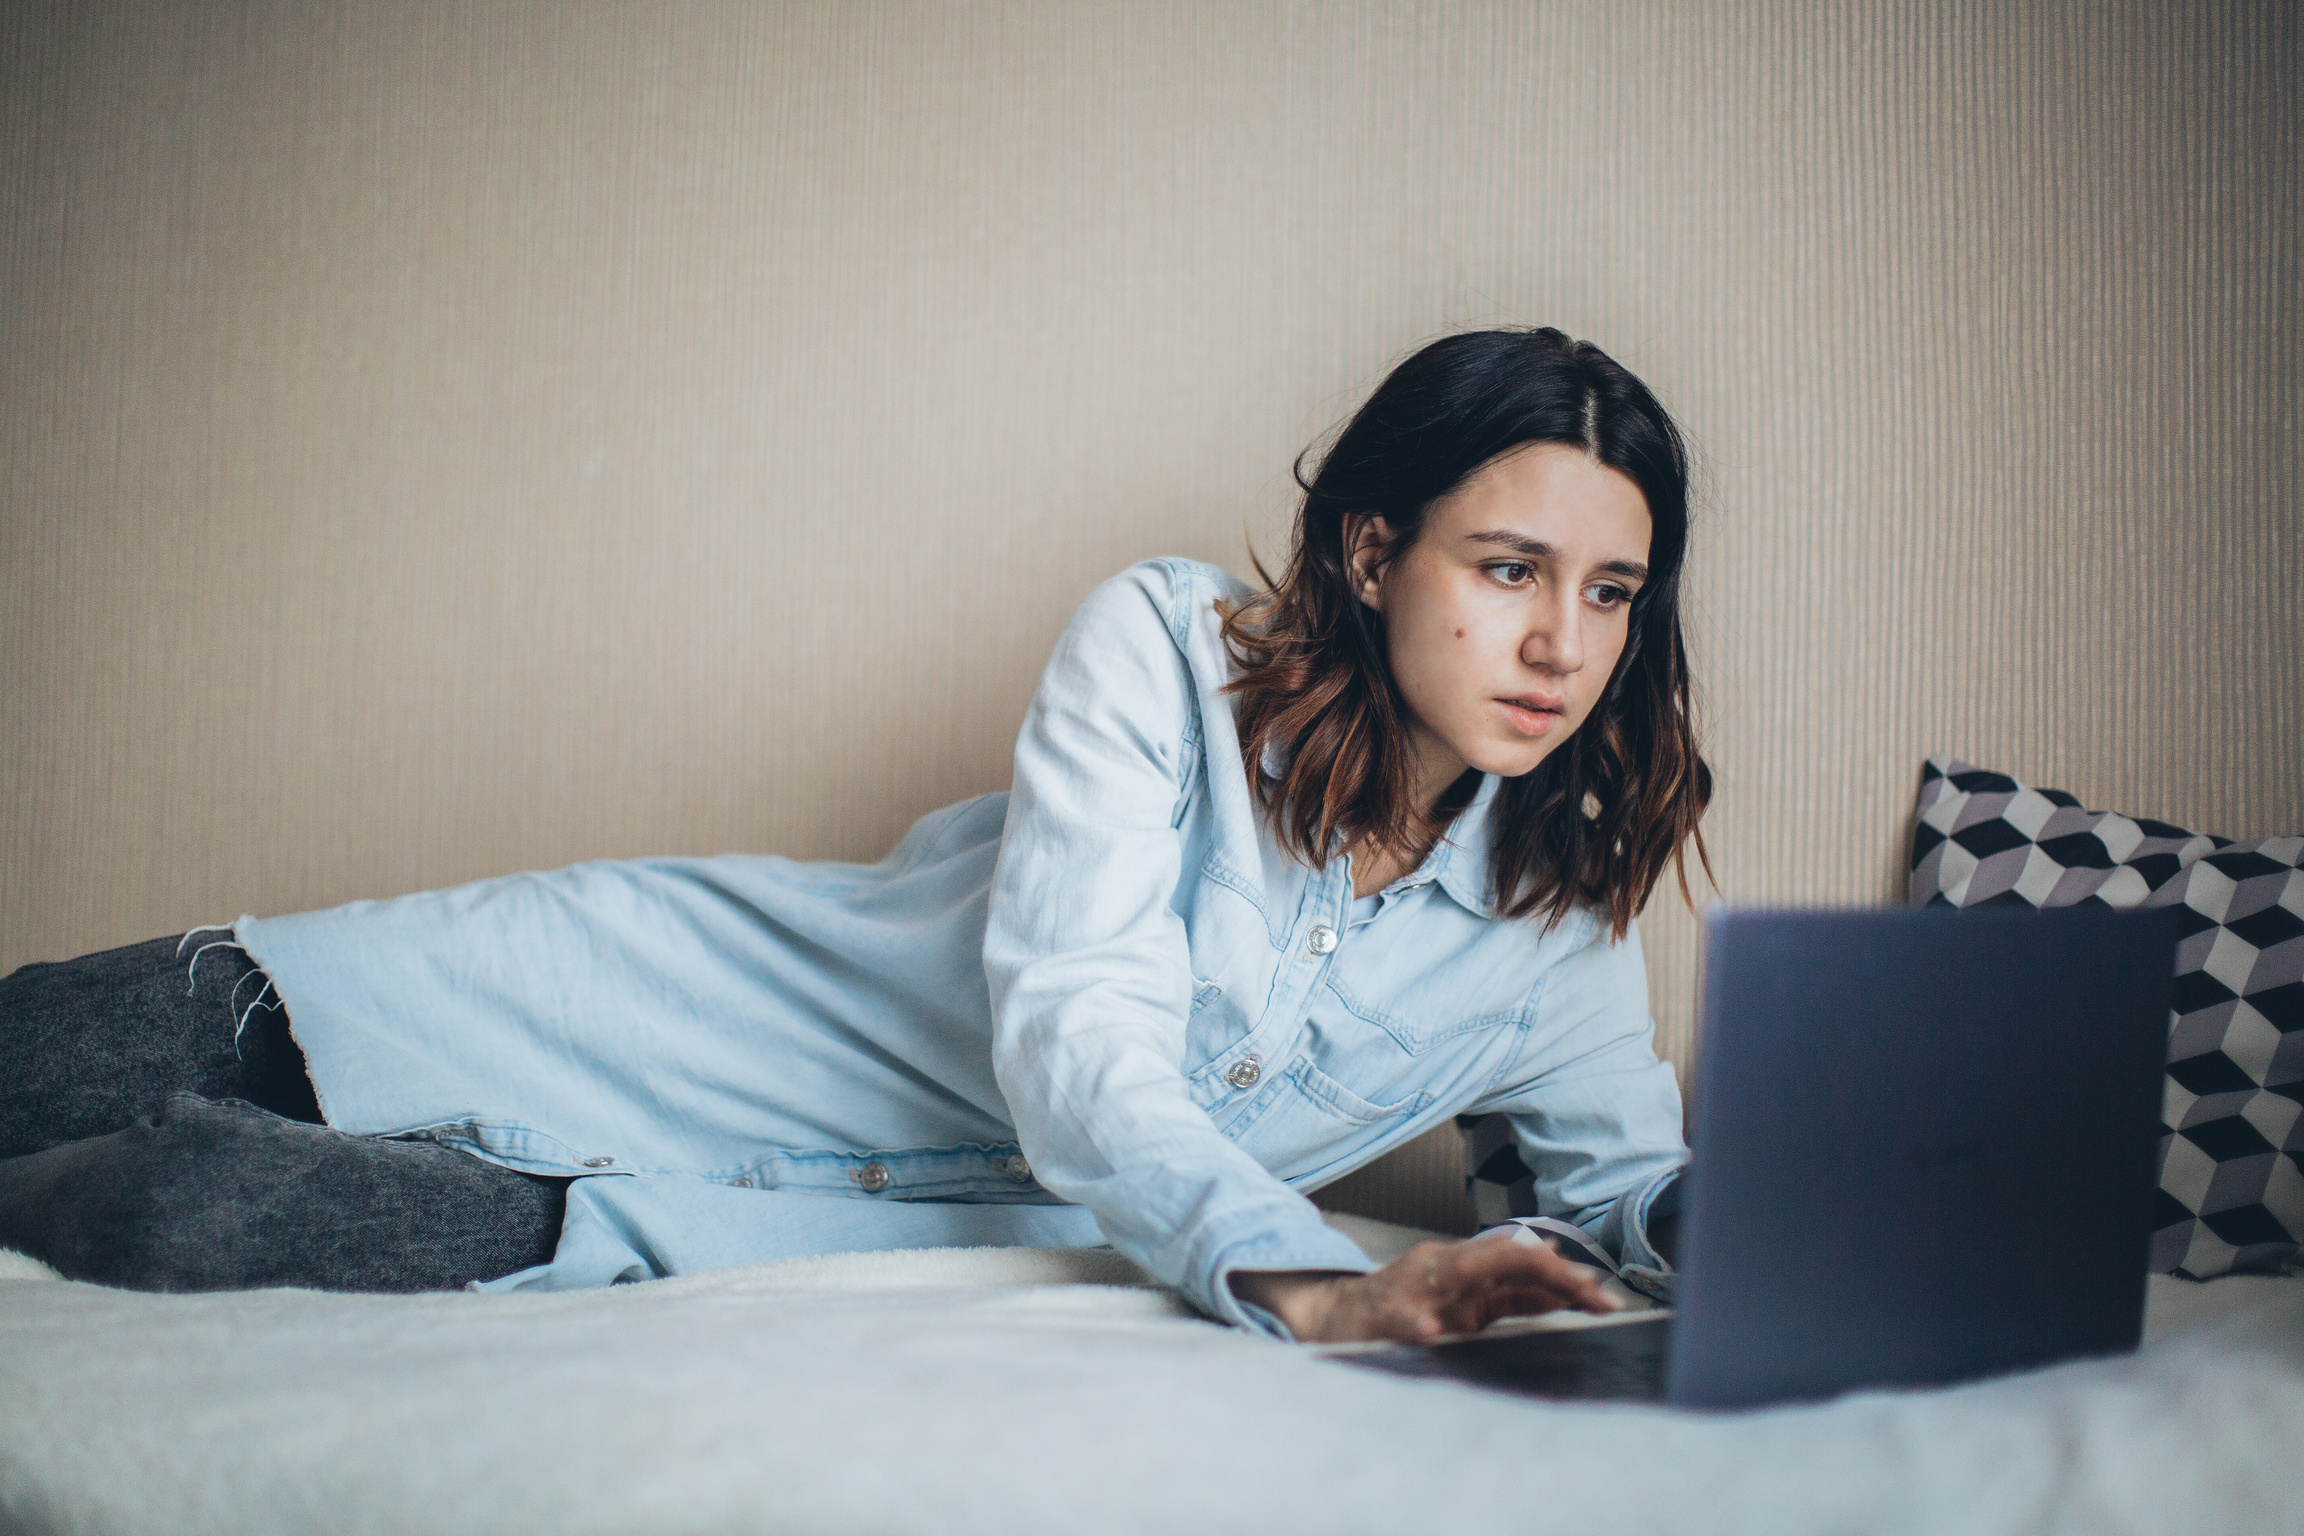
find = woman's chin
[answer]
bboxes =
[1462,736,1569,781]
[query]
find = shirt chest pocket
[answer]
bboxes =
[1213,950,1530,1184]
[1217,1053,1434,1187]
[1320,953,1525,1055]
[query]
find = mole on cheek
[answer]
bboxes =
[1454,629,1466,639]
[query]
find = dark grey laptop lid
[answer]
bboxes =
[1666,905,2175,1409]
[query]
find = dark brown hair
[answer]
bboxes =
[1220,328,1711,939]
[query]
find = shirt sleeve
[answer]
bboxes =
[983,563,1374,1332]
[1467,917,1689,1301]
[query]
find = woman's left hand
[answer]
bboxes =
[1230,1231,1623,1344]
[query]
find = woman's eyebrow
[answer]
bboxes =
[1465,529,1649,583]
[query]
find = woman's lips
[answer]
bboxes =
[1495,697,1565,736]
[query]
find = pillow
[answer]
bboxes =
[1461,1111,1542,1231]
[1910,756,2302,1279]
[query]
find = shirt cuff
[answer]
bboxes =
[1197,1219,1377,1336]
[1587,1164,1683,1303]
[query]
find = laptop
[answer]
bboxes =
[1333,904,2176,1410]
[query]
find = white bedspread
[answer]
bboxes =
[2,1220,2298,1536]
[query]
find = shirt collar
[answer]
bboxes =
[1261,736,1504,917]
[1427,773,1503,916]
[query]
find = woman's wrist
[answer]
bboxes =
[1228,1268,1356,1337]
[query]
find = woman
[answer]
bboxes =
[0,327,1709,1344]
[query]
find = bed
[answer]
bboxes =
[2,1214,2297,1535]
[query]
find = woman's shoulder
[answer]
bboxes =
[1028,560,1248,728]
[1069,557,1256,646]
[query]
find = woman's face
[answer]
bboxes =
[1353,443,1654,802]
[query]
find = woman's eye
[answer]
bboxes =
[1585,582,1634,609]
[1486,562,1535,586]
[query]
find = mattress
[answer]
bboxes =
[1,1218,2298,1535]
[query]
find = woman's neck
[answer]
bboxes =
[1404,722,1471,816]
[1349,768,1481,899]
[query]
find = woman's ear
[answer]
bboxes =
[1345,515,1395,611]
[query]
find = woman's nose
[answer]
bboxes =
[1522,594,1584,674]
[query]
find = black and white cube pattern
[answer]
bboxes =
[1910,756,2303,1279]
[1461,1111,1541,1229]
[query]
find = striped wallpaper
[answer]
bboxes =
[4,1,2295,1230]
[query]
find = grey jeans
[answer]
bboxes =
[0,933,565,1291]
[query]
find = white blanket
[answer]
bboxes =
[2,1220,2299,1536]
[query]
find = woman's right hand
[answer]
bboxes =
[1230,1230,1624,1344]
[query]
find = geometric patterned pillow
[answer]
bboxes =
[1910,755,2303,1279]
[1460,1111,1542,1232]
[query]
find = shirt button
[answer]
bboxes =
[854,1161,891,1194]
[1226,1054,1262,1089]
[1306,924,1338,956]
[581,1156,615,1168]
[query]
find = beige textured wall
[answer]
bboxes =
[4,2,2297,1230]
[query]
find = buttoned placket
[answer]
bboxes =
[1221,840,1462,1094]
[1352,837,1449,929]
[1227,862,1358,1094]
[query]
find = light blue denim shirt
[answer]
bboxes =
[237,558,1685,1329]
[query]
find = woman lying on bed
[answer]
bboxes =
[0,327,1710,1344]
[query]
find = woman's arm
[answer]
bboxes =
[1466,918,1690,1297]
[984,564,1379,1331]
